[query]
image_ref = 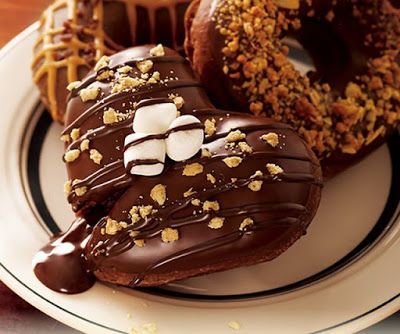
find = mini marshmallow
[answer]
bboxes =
[124,133,166,176]
[166,115,204,161]
[133,102,177,134]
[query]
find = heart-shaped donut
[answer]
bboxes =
[34,45,322,293]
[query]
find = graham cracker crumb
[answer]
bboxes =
[239,218,254,231]
[161,228,179,243]
[79,87,99,102]
[223,156,243,168]
[207,173,216,184]
[103,108,118,124]
[70,128,80,141]
[228,320,241,331]
[90,149,103,165]
[261,133,279,147]
[75,185,87,197]
[80,139,90,151]
[248,180,263,192]
[204,118,217,136]
[136,60,153,73]
[139,205,153,218]
[67,81,81,91]
[63,180,72,195]
[225,130,246,142]
[117,65,133,74]
[60,134,70,143]
[64,149,80,162]
[208,217,225,229]
[105,218,125,235]
[96,70,114,81]
[183,163,204,176]
[150,184,167,206]
[266,163,284,175]
[191,198,201,206]
[238,142,253,153]
[203,200,220,212]
[94,55,109,72]
[134,239,145,247]
[150,44,165,57]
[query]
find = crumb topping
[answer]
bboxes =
[239,217,254,230]
[79,87,99,102]
[203,200,220,212]
[208,217,225,229]
[150,184,167,206]
[266,163,284,175]
[225,130,246,142]
[64,149,80,162]
[261,132,279,147]
[183,163,204,176]
[207,173,217,184]
[248,180,263,191]
[150,44,165,57]
[161,228,179,243]
[223,156,243,168]
[80,139,90,151]
[204,118,217,136]
[89,149,103,164]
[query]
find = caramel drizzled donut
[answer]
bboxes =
[32,0,191,123]
[185,0,400,177]
[33,45,322,293]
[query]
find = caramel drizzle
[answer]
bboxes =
[32,0,190,121]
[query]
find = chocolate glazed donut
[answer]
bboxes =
[34,45,322,293]
[185,0,400,178]
[32,0,192,123]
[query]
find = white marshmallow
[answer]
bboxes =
[166,115,204,161]
[133,102,177,134]
[124,133,166,176]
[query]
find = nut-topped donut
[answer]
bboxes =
[185,0,400,177]
[33,45,322,292]
[32,0,191,123]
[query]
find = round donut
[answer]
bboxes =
[32,0,191,123]
[185,0,400,177]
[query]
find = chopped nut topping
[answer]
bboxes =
[79,87,99,102]
[66,81,81,91]
[208,217,225,229]
[105,218,126,235]
[248,180,263,191]
[89,149,103,165]
[182,163,204,176]
[183,187,196,198]
[223,156,243,168]
[228,320,241,331]
[80,139,90,151]
[191,198,201,206]
[75,186,87,197]
[60,134,70,143]
[274,0,300,9]
[201,148,212,158]
[94,55,110,72]
[266,163,284,175]
[134,239,145,247]
[225,130,246,142]
[136,60,153,73]
[64,149,80,162]
[239,218,254,231]
[161,228,179,243]
[204,118,217,136]
[117,65,133,74]
[261,133,279,147]
[63,180,72,195]
[207,173,216,184]
[203,200,220,212]
[150,44,165,57]
[70,128,80,141]
[238,141,253,153]
[150,184,167,206]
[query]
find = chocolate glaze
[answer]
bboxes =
[33,219,94,294]
[35,46,322,293]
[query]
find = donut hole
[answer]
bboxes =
[286,10,380,95]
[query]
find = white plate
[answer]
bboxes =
[0,24,400,334]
